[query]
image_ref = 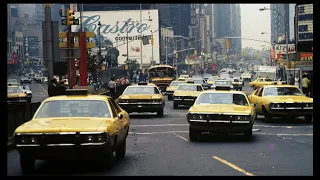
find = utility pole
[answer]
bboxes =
[188,41,191,72]
[151,30,154,66]
[165,45,168,65]
[67,6,73,89]
[44,4,54,81]
[139,3,143,71]
[98,21,102,60]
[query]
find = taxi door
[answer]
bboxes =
[253,87,264,113]
[108,99,129,146]
[255,79,263,88]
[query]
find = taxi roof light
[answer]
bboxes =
[66,89,88,95]
[138,82,148,85]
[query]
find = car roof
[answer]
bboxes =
[43,95,110,102]
[177,83,202,86]
[263,85,299,88]
[204,90,247,95]
[130,84,157,87]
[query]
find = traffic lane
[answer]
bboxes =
[7,133,245,176]
[29,83,48,103]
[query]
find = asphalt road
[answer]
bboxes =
[29,82,48,103]
[7,72,313,176]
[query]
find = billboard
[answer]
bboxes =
[297,4,313,42]
[72,10,160,66]
[275,44,296,54]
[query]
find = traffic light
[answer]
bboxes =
[67,8,79,26]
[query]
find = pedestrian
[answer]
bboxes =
[136,72,140,83]
[289,74,295,85]
[108,77,117,99]
[48,77,58,97]
[57,80,66,95]
[301,73,310,96]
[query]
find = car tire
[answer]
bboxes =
[263,107,272,123]
[189,126,200,141]
[157,109,164,117]
[168,95,173,101]
[20,155,35,173]
[243,125,253,140]
[173,102,178,109]
[304,115,313,124]
[115,139,126,159]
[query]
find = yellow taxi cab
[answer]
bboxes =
[13,89,130,172]
[179,75,190,79]
[177,77,187,81]
[173,81,203,109]
[117,82,165,116]
[187,86,256,141]
[249,77,282,90]
[8,78,20,86]
[166,81,187,101]
[206,76,217,86]
[7,86,31,103]
[248,85,313,123]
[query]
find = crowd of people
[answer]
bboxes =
[48,77,67,97]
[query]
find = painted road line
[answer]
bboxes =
[38,84,47,93]
[128,131,313,136]
[173,132,189,142]
[212,156,255,176]
[130,124,313,128]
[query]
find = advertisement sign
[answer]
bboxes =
[275,44,296,54]
[72,10,160,65]
[299,52,313,61]
[297,4,313,42]
[190,4,197,26]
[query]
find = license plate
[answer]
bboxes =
[138,105,142,108]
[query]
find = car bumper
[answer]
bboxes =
[166,91,174,96]
[119,103,163,112]
[16,142,113,160]
[189,121,253,133]
[174,98,196,106]
[268,108,313,117]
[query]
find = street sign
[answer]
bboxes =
[60,48,80,59]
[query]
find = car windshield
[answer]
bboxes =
[123,86,160,94]
[264,87,304,96]
[196,93,249,106]
[170,81,185,86]
[8,79,18,83]
[176,85,197,91]
[34,100,112,118]
[8,87,22,93]
[193,80,204,84]
[214,81,232,86]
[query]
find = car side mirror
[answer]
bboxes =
[118,113,123,119]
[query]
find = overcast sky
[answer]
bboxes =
[241,4,271,50]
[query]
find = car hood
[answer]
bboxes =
[151,77,173,81]
[8,93,26,98]
[14,117,117,134]
[119,94,162,99]
[166,86,177,91]
[264,96,313,103]
[189,104,252,114]
[174,91,201,97]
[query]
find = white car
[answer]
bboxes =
[241,72,253,81]
[20,85,32,99]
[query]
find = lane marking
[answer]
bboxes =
[173,132,189,142]
[212,156,255,176]
[130,124,313,128]
[38,84,47,93]
[128,131,313,136]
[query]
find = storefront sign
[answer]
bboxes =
[299,52,313,61]
[275,44,295,54]
[297,4,313,42]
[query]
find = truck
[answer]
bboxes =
[257,66,277,80]
[205,63,218,75]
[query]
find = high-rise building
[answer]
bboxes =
[289,4,296,40]
[214,4,231,39]
[270,4,291,43]
[83,4,153,11]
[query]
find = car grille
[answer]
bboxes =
[40,134,78,144]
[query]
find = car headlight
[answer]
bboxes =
[270,103,283,108]
[152,99,161,103]
[119,99,129,103]
[14,135,38,144]
[305,103,313,107]
[234,115,251,121]
[188,114,205,120]
[84,134,106,143]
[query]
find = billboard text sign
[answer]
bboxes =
[73,10,160,65]
[297,4,313,42]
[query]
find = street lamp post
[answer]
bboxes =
[98,21,102,60]
[260,6,289,82]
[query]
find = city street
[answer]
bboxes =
[7,80,313,176]
[29,83,48,103]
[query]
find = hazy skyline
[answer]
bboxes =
[241,4,271,50]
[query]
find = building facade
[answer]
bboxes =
[270,4,291,43]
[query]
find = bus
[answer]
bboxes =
[148,65,176,92]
